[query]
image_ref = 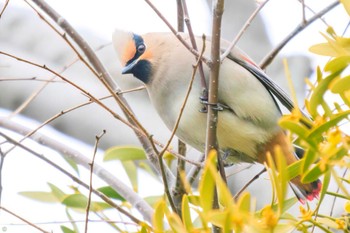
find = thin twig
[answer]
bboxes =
[26,0,150,141]
[0,121,155,223]
[187,153,205,185]
[0,50,144,140]
[0,206,50,233]
[29,0,163,181]
[301,0,306,25]
[156,37,207,215]
[0,148,4,205]
[0,131,152,228]
[259,0,340,69]
[233,168,266,201]
[4,86,144,156]
[85,130,106,233]
[0,0,10,18]
[0,77,63,82]
[144,0,211,66]
[176,0,184,32]
[220,0,270,62]
[180,0,208,103]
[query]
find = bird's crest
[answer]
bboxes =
[112,29,136,66]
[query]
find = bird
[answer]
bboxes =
[112,29,321,202]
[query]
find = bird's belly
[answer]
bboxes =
[173,104,274,162]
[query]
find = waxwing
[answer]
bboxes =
[112,30,321,202]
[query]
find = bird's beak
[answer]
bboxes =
[121,59,138,74]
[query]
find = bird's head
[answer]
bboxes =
[113,30,153,83]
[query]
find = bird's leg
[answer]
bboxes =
[199,97,231,112]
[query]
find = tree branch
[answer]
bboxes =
[29,0,167,182]
[207,1,225,232]
[0,118,154,223]
[220,0,270,62]
[85,130,106,233]
[259,0,340,69]
[0,206,50,233]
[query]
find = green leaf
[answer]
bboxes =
[104,146,146,161]
[182,195,194,232]
[307,110,350,139]
[302,164,325,183]
[60,225,76,233]
[97,186,125,201]
[279,119,309,140]
[143,195,162,207]
[62,194,88,209]
[19,191,58,203]
[62,194,111,212]
[62,156,79,175]
[287,160,302,180]
[302,149,317,173]
[121,160,138,192]
[48,183,66,201]
[309,71,340,117]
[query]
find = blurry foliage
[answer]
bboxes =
[17,5,350,233]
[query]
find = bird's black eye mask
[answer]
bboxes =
[125,34,147,66]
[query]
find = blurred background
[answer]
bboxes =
[0,0,348,232]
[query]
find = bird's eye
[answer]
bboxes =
[137,44,146,54]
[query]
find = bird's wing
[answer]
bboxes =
[225,51,312,124]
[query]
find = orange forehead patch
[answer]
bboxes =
[139,48,152,61]
[121,40,136,65]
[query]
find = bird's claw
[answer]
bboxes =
[199,98,228,112]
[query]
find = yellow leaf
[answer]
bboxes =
[340,0,350,16]
[181,195,194,232]
[152,200,166,232]
[330,74,350,93]
[167,212,187,233]
[345,201,350,213]
[199,150,217,213]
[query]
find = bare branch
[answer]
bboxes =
[157,36,207,215]
[207,2,225,232]
[233,168,266,201]
[259,0,340,69]
[206,0,226,183]
[0,119,155,223]
[0,148,4,205]
[28,0,165,181]
[220,0,270,62]
[0,0,9,18]
[85,130,106,233]
[144,0,211,66]
[0,206,50,233]
[180,0,208,109]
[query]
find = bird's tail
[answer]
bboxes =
[290,176,322,203]
[259,131,322,203]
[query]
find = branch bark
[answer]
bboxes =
[207,1,225,232]
[29,0,171,183]
[0,117,154,223]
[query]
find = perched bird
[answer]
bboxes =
[112,30,321,202]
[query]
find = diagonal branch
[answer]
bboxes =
[259,0,340,69]
[0,119,154,223]
[29,0,167,181]
[220,0,270,62]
